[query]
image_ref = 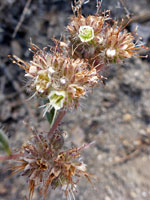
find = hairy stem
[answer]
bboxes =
[0,153,23,161]
[48,110,66,137]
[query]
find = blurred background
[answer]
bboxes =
[0,0,150,199]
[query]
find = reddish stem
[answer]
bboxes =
[0,153,23,161]
[48,110,66,137]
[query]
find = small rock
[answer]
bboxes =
[123,113,132,122]
[130,191,137,198]
[105,196,111,200]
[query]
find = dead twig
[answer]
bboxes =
[121,11,150,28]
[114,148,140,165]
[131,11,150,23]
[113,135,150,165]
[120,0,130,19]
[12,0,32,38]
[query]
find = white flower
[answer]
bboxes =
[41,90,66,118]
[79,25,94,42]
[106,49,116,58]
[48,90,66,111]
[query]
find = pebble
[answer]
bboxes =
[130,191,137,198]
[123,113,132,122]
[105,196,111,200]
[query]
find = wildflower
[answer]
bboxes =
[48,91,66,111]
[67,11,147,70]
[78,25,94,42]
[67,14,106,64]
[12,43,99,113]
[67,15,105,43]
[103,24,142,63]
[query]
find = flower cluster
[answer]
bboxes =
[67,11,145,71]
[13,130,91,200]
[12,8,145,114]
[12,43,99,114]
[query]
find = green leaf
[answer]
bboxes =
[0,129,11,155]
[46,107,57,127]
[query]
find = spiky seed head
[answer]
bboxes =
[13,130,91,200]
[12,44,99,113]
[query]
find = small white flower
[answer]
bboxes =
[48,90,66,111]
[79,25,94,42]
[106,49,116,58]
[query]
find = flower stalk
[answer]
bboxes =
[48,110,66,137]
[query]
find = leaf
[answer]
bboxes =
[0,129,11,155]
[46,107,57,127]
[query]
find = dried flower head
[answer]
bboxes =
[103,23,143,63]
[12,130,91,200]
[67,14,105,43]
[67,14,106,64]
[67,11,147,71]
[12,43,99,114]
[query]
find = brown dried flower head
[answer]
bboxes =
[67,13,107,63]
[67,10,147,71]
[12,130,92,200]
[102,22,144,63]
